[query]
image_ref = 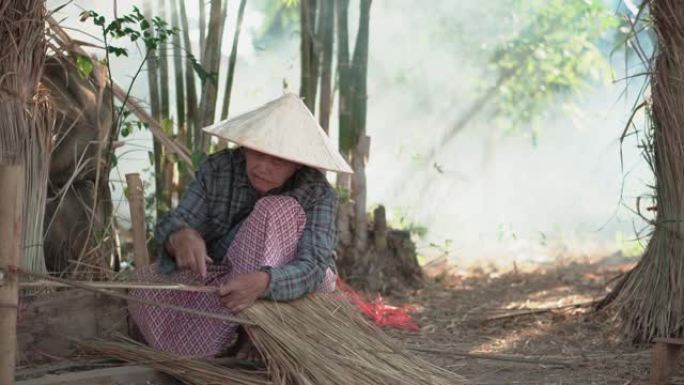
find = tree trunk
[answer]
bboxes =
[199,0,226,152]
[336,0,352,192]
[300,0,319,112]
[349,0,372,253]
[599,0,684,343]
[143,1,166,221]
[171,0,191,194]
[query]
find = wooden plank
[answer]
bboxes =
[654,337,684,345]
[125,173,150,266]
[17,290,127,365]
[16,365,179,385]
[650,341,683,385]
[0,165,25,385]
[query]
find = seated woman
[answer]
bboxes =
[128,93,352,357]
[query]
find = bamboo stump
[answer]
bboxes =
[0,165,24,385]
[125,173,150,266]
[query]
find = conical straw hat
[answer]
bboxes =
[202,93,353,174]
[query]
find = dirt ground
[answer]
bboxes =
[383,256,667,385]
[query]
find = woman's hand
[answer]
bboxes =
[219,272,270,313]
[167,228,211,277]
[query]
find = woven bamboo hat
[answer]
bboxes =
[202,93,353,174]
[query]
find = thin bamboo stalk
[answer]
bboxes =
[15,268,253,325]
[16,279,216,292]
[0,165,24,385]
[220,0,248,121]
[177,0,199,153]
[299,0,318,112]
[199,0,207,61]
[199,0,226,151]
[317,0,334,134]
[125,173,150,266]
[171,1,186,140]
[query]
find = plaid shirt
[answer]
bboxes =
[155,148,338,301]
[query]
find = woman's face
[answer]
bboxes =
[243,148,300,194]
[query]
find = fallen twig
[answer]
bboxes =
[467,300,599,323]
[408,347,578,367]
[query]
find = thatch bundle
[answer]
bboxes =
[603,0,684,343]
[242,294,466,385]
[81,336,270,385]
[0,0,54,274]
[85,294,465,384]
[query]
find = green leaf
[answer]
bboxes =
[121,123,132,138]
[76,55,94,78]
[161,119,174,136]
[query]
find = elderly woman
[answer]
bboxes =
[129,93,352,357]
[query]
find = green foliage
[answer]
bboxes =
[79,6,177,57]
[252,0,300,47]
[490,0,618,126]
[76,55,94,77]
[389,208,428,239]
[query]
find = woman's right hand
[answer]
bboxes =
[167,228,211,277]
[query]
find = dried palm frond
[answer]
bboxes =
[243,294,466,385]
[80,336,271,385]
[0,0,55,274]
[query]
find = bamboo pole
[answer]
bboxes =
[125,174,150,267]
[16,279,216,292]
[0,165,24,385]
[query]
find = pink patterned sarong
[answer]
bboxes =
[128,196,336,357]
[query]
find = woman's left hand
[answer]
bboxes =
[219,272,270,313]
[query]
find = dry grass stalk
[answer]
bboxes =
[80,336,271,385]
[0,0,55,274]
[605,0,684,343]
[243,294,466,385]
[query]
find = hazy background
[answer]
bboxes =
[47,0,653,268]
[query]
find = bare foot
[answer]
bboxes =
[235,336,262,363]
[225,327,263,365]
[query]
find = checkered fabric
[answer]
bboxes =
[156,148,339,301]
[129,196,336,357]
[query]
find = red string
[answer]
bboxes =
[336,278,420,331]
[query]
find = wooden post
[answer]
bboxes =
[650,338,684,384]
[373,205,387,251]
[125,173,150,267]
[0,165,24,385]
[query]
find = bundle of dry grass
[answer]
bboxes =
[80,336,270,385]
[0,0,54,274]
[600,0,684,343]
[243,294,466,385]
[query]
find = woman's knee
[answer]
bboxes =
[252,195,305,223]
